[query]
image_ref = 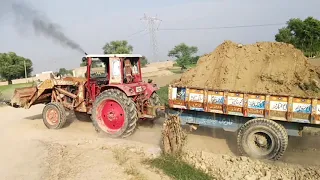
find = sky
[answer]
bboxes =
[0,0,319,74]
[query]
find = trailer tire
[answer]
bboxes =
[91,89,138,138]
[237,118,288,160]
[42,102,67,129]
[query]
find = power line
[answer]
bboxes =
[127,29,145,38]
[127,30,150,40]
[158,23,285,31]
[127,23,285,39]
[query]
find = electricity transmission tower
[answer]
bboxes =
[141,14,162,62]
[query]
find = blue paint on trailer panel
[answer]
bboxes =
[173,110,302,137]
[209,96,224,104]
[248,100,265,109]
[178,111,248,132]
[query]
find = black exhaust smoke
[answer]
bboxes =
[8,0,85,54]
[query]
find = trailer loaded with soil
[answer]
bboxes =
[167,41,320,160]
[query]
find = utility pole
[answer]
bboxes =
[141,14,162,62]
[24,59,27,82]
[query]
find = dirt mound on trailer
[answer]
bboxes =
[172,41,320,96]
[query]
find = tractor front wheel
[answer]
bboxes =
[42,102,67,129]
[91,89,138,138]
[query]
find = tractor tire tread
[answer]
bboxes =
[150,93,161,106]
[42,102,67,129]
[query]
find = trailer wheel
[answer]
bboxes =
[237,118,288,160]
[91,89,138,138]
[42,102,67,129]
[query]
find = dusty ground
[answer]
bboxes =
[1,72,320,180]
[1,102,320,179]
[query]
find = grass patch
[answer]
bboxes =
[124,165,147,180]
[112,148,129,165]
[0,82,34,100]
[0,82,34,94]
[186,64,197,69]
[168,68,184,74]
[147,155,214,180]
[156,85,169,105]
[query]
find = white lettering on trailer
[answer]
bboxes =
[227,97,243,107]
[270,101,287,111]
[189,93,204,103]
[208,95,224,104]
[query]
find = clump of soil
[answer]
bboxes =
[172,41,320,96]
[183,150,320,180]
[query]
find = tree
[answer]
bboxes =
[0,52,33,84]
[141,56,148,67]
[275,17,320,57]
[102,40,133,54]
[168,43,199,67]
[58,68,73,76]
[80,62,86,67]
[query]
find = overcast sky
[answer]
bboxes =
[0,0,319,74]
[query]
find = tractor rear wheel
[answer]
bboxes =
[91,89,138,138]
[149,93,161,106]
[42,102,67,129]
[149,92,161,122]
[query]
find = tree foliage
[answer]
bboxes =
[80,62,86,67]
[275,17,320,57]
[168,43,199,67]
[141,56,148,67]
[0,52,33,84]
[102,40,133,54]
[58,68,73,76]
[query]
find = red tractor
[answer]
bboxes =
[11,54,163,138]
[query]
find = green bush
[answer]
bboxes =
[147,155,214,180]
[156,85,169,106]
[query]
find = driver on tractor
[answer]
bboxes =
[124,58,134,83]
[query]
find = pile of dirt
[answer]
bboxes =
[172,41,320,96]
[183,150,320,180]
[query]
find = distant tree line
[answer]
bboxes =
[275,17,320,57]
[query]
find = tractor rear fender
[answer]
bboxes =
[144,83,159,98]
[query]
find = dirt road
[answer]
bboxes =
[1,103,320,179]
[0,104,174,180]
[1,73,320,180]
